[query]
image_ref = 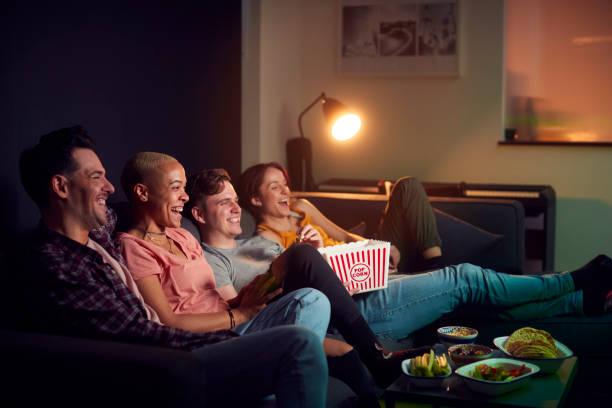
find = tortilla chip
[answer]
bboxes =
[513,344,558,358]
[505,327,558,358]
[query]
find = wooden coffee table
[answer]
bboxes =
[384,356,577,408]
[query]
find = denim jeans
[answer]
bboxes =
[191,325,328,407]
[355,263,581,340]
[234,287,331,343]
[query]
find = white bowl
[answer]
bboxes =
[455,358,540,396]
[437,326,478,346]
[493,336,574,374]
[401,358,452,388]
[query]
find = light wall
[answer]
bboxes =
[243,0,612,271]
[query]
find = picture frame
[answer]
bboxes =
[338,0,459,76]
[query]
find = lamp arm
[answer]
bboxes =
[298,92,327,139]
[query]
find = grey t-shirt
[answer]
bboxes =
[202,236,284,292]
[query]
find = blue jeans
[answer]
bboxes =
[233,287,331,342]
[355,263,581,340]
[191,325,327,408]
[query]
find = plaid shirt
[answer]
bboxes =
[31,207,236,350]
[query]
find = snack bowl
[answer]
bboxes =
[493,336,574,374]
[401,358,452,388]
[448,344,494,367]
[437,326,478,346]
[455,358,540,396]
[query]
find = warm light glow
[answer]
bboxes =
[572,35,612,46]
[331,114,361,141]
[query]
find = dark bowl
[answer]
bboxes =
[448,344,494,367]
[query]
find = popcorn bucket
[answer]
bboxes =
[318,240,390,293]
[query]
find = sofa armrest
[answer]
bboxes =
[430,197,525,274]
[0,329,204,407]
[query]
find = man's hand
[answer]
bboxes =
[226,292,242,309]
[296,224,324,248]
[344,282,360,296]
[389,244,401,272]
[269,252,287,282]
[234,274,283,320]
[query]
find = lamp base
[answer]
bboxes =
[286,137,316,191]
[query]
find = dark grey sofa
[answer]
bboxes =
[3,192,610,406]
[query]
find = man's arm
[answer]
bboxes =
[37,242,234,350]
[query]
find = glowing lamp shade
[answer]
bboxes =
[331,114,361,141]
[321,96,361,141]
[288,92,362,191]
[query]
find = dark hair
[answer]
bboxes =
[185,168,231,217]
[237,162,289,220]
[19,125,95,210]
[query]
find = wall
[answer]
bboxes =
[505,0,612,143]
[243,0,612,271]
[242,0,304,169]
[2,2,241,242]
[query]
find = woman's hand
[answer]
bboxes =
[389,244,401,273]
[296,224,324,248]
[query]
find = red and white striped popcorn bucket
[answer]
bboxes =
[318,240,390,293]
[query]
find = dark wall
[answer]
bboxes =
[1,1,241,239]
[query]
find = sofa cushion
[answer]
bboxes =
[237,208,257,239]
[431,198,525,274]
[181,216,201,241]
[434,208,502,268]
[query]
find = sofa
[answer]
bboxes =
[288,191,612,406]
[2,191,611,406]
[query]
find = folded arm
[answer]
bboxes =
[292,198,400,267]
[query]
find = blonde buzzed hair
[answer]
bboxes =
[121,151,177,200]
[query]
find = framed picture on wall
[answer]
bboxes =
[338,0,459,76]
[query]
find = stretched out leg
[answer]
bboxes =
[355,264,579,341]
[377,177,442,272]
[327,349,380,408]
[282,244,429,387]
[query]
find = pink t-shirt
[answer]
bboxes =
[117,228,228,314]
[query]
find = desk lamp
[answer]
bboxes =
[287,92,361,191]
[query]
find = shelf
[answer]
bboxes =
[498,140,612,146]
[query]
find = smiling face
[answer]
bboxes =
[251,167,291,218]
[65,148,115,232]
[199,180,242,242]
[144,160,189,230]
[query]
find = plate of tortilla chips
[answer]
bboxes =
[493,327,573,374]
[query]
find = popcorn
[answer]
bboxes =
[318,240,390,293]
